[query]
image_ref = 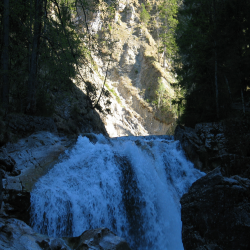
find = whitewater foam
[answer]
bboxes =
[30,134,205,250]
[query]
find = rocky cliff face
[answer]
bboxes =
[174,122,250,177]
[75,0,177,137]
[175,122,250,249]
[0,0,177,144]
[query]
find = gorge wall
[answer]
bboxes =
[175,122,250,250]
[0,0,177,147]
[75,0,177,137]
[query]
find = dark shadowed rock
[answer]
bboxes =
[181,168,250,250]
[175,123,250,177]
[0,171,2,212]
[0,148,16,172]
[174,125,204,171]
[64,228,131,250]
[6,114,57,136]
[2,189,30,224]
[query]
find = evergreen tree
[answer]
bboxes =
[158,0,179,68]
[0,0,116,115]
[1,0,9,114]
[174,0,250,126]
[140,3,151,25]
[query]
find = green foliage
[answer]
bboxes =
[155,0,179,58]
[145,2,152,11]
[0,0,116,116]
[36,87,55,116]
[105,84,121,105]
[174,0,250,126]
[140,3,151,25]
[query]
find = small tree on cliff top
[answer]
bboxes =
[140,3,151,25]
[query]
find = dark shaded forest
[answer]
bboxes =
[0,0,115,117]
[174,0,250,127]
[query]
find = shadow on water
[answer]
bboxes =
[115,154,147,249]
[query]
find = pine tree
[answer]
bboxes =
[1,0,10,114]
[0,0,116,115]
[140,3,151,25]
[174,0,250,126]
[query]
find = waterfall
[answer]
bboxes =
[30,134,205,250]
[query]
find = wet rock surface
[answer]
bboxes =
[174,122,250,177]
[181,168,250,250]
[0,148,16,172]
[1,131,74,223]
[2,189,30,224]
[64,228,131,250]
[0,218,131,250]
[174,125,204,171]
[0,131,132,250]
[0,218,71,250]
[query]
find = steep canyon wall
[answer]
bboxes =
[75,0,177,137]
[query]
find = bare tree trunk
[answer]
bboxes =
[94,56,112,109]
[224,74,232,103]
[163,15,168,69]
[163,46,166,68]
[1,0,10,114]
[155,6,160,63]
[212,0,219,119]
[214,46,219,119]
[241,88,245,115]
[0,171,2,212]
[26,0,43,114]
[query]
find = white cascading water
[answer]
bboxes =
[30,134,205,250]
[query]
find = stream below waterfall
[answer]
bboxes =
[30,134,205,250]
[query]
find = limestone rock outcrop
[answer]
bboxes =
[181,168,250,250]
[75,0,177,137]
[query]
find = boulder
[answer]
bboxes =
[0,218,70,250]
[0,218,131,250]
[181,168,250,250]
[2,188,30,224]
[64,227,131,250]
